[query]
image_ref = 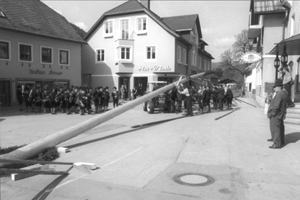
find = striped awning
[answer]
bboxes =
[253,0,286,14]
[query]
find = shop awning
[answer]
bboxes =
[269,33,300,55]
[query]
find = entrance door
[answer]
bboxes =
[0,80,11,106]
[119,77,130,99]
[134,77,147,96]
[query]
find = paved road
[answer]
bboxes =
[1,98,300,200]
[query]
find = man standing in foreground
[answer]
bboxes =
[267,79,288,149]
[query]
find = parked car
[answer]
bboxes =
[143,81,171,113]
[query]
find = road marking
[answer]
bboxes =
[101,147,142,168]
[54,147,143,190]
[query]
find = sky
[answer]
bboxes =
[43,0,250,62]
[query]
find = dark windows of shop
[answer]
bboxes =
[120,47,130,60]
[147,46,156,59]
[96,49,104,62]
[0,41,9,60]
[177,45,182,63]
[59,49,70,65]
[182,48,187,64]
[0,8,6,18]
[41,47,52,64]
[19,43,32,62]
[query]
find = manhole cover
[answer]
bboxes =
[173,173,214,186]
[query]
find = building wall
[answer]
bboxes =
[83,13,177,89]
[0,28,82,104]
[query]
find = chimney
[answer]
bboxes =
[139,0,150,10]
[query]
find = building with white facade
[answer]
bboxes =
[247,0,300,105]
[0,0,85,106]
[83,0,213,93]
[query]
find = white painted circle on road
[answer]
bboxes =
[179,174,208,184]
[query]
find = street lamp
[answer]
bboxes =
[274,51,280,81]
[280,44,288,80]
[281,45,288,67]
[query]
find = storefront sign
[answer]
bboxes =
[49,70,63,75]
[241,51,262,63]
[29,69,46,75]
[138,66,172,72]
[29,69,63,75]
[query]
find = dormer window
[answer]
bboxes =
[137,17,147,34]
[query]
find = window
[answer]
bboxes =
[146,46,156,59]
[96,49,104,62]
[121,19,129,40]
[120,47,130,60]
[192,48,196,66]
[177,46,181,63]
[104,20,113,37]
[137,17,147,33]
[0,41,9,60]
[59,49,70,65]
[182,48,187,64]
[0,9,6,18]
[41,47,52,64]
[19,43,32,62]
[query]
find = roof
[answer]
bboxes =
[0,0,85,43]
[269,33,300,55]
[161,14,197,31]
[252,0,286,14]
[199,49,214,59]
[104,0,145,16]
[90,1,199,44]
[86,0,181,40]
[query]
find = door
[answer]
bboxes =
[0,80,11,106]
[119,77,130,99]
[134,77,147,96]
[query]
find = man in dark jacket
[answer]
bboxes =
[203,86,211,113]
[267,79,288,148]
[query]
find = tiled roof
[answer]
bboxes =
[162,15,198,31]
[0,0,85,43]
[104,0,145,16]
[86,0,180,40]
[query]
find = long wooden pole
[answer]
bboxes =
[0,73,205,166]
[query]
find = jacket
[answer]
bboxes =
[267,89,288,119]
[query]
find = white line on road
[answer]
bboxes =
[101,147,143,168]
[54,147,143,190]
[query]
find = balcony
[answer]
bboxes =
[115,62,134,74]
[248,24,262,39]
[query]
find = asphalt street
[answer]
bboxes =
[1,98,300,200]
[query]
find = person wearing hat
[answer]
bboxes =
[267,79,288,149]
[281,65,295,107]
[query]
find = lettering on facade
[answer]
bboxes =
[29,69,63,75]
[138,66,172,72]
[49,70,63,75]
[29,69,46,75]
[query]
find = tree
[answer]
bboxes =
[219,29,253,87]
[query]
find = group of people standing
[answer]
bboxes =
[16,85,121,115]
[173,82,234,116]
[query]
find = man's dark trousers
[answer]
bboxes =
[270,116,285,147]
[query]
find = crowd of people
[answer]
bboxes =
[16,85,121,115]
[15,81,234,116]
[170,82,234,116]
